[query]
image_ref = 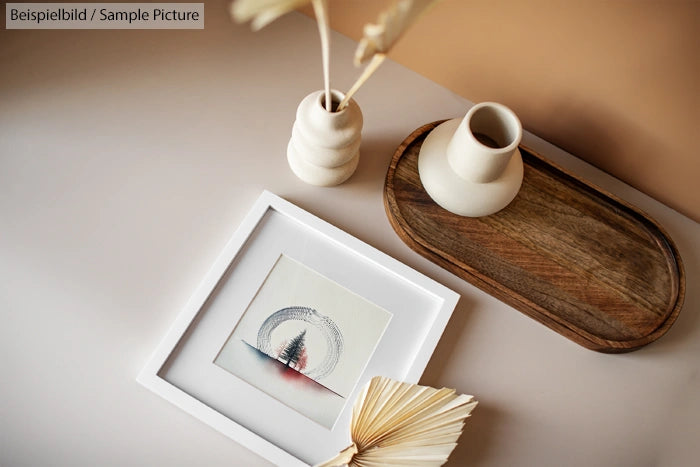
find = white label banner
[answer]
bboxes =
[6,3,204,29]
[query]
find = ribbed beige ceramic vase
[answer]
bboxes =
[287,89,363,186]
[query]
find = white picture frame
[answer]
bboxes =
[137,190,459,466]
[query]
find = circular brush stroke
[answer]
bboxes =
[257,306,344,380]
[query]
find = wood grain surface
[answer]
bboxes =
[384,122,686,352]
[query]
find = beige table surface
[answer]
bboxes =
[2,5,699,467]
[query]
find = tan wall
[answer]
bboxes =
[304,1,700,222]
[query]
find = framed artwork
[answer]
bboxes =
[137,191,459,466]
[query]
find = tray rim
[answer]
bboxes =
[384,121,686,353]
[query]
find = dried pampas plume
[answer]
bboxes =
[231,0,333,111]
[354,0,440,66]
[231,0,441,111]
[316,376,477,467]
[230,0,312,31]
[339,0,440,110]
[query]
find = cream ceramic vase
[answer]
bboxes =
[418,102,524,217]
[287,89,363,186]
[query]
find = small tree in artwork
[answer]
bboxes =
[280,330,307,369]
[296,347,308,371]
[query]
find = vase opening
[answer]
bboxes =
[318,90,345,113]
[468,105,520,150]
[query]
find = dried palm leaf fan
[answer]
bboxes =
[316,376,477,467]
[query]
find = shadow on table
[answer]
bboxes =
[447,402,504,466]
[417,293,503,465]
[344,133,410,191]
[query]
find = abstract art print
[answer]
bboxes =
[138,191,460,465]
[214,254,392,428]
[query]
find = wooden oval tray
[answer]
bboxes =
[384,121,685,352]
